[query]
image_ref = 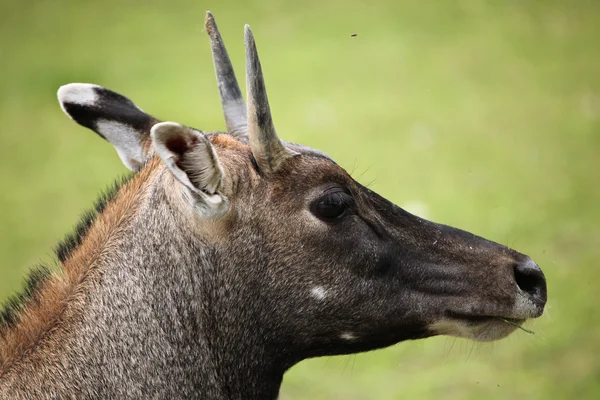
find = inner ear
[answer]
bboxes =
[151,122,225,206]
[164,134,192,157]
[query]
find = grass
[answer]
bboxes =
[1,0,599,398]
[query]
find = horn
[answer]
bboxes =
[205,11,247,137]
[244,25,298,173]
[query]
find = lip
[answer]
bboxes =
[447,312,526,325]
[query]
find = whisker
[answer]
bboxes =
[496,317,535,335]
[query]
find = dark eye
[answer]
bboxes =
[311,190,353,221]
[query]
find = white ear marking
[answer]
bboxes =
[95,120,145,171]
[57,83,101,115]
[205,194,223,205]
[57,83,157,171]
[340,332,357,341]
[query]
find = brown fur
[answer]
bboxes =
[0,157,160,378]
[0,134,259,377]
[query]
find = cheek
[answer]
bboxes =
[342,245,398,283]
[283,212,391,281]
[370,244,397,275]
[341,227,397,278]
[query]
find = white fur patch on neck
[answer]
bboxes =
[310,286,328,300]
[340,332,357,340]
[57,83,101,115]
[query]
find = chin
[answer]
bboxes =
[428,317,527,342]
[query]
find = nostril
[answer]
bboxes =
[513,258,547,304]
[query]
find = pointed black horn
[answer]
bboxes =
[244,25,298,173]
[205,11,247,137]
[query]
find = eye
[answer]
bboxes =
[311,190,353,221]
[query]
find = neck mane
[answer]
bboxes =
[0,158,158,373]
[0,157,286,399]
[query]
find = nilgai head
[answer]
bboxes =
[57,12,546,363]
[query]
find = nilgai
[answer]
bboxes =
[0,12,547,400]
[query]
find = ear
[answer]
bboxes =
[57,83,158,171]
[151,122,226,214]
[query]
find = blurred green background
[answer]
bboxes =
[0,0,598,398]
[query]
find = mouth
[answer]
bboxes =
[449,313,525,325]
[454,313,535,333]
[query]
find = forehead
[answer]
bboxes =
[209,132,332,160]
[208,132,351,189]
[286,142,332,162]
